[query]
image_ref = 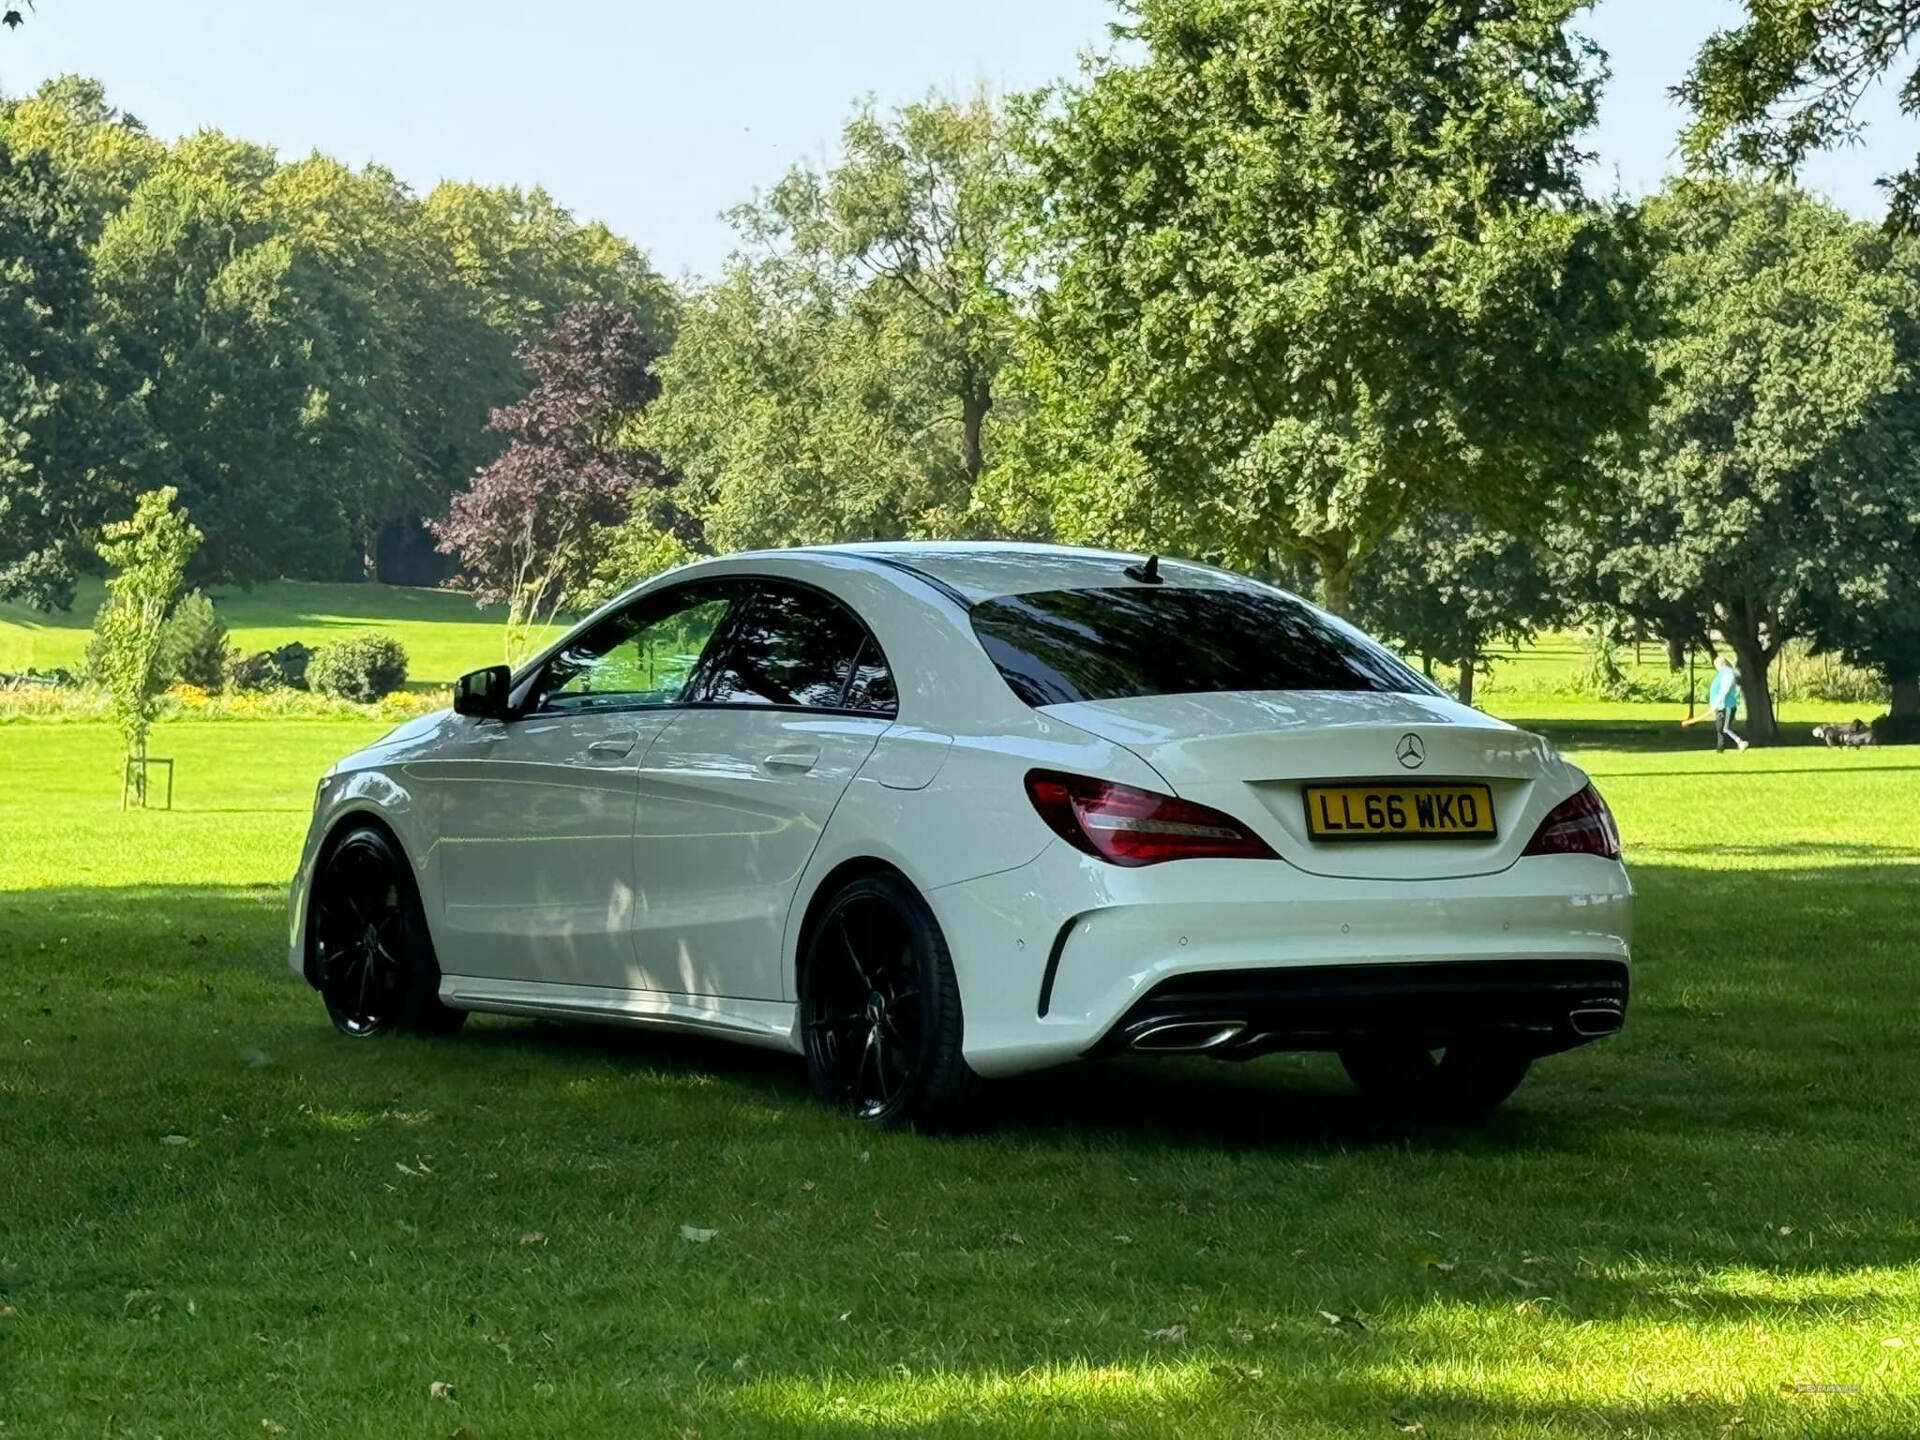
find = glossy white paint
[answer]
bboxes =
[289,542,1634,1077]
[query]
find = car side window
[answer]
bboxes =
[701,582,897,715]
[533,584,735,715]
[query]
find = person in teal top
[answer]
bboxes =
[1708,657,1749,752]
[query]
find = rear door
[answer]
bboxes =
[630,579,897,1000]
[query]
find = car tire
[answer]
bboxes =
[1338,1042,1531,1115]
[800,871,981,1130]
[310,825,466,1039]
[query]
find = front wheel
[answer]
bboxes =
[800,873,979,1130]
[1339,1042,1532,1115]
[310,825,465,1039]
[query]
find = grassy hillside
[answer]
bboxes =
[4,584,1887,725]
[0,579,549,686]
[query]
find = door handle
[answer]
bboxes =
[762,747,820,773]
[587,733,640,760]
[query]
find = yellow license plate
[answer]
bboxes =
[1303,783,1496,841]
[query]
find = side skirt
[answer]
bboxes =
[439,975,803,1054]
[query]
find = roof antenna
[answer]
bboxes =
[1124,553,1163,584]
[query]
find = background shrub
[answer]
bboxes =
[226,642,314,693]
[308,634,409,703]
[166,590,232,691]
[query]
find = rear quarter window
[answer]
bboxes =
[970,585,1436,707]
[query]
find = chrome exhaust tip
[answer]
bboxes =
[1128,1020,1248,1053]
[1569,1004,1624,1037]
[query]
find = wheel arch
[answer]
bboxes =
[300,807,422,987]
[789,856,924,995]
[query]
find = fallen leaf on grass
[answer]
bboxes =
[679,1225,718,1244]
[1146,1324,1187,1344]
[429,1379,455,1400]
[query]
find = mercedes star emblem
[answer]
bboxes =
[1396,733,1425,769]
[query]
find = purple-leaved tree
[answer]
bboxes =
[432,303,672,660]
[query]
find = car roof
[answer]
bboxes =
[781,541,1238,604]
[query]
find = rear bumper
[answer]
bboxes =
[928,842,1633,1077]
[1088,958,1628,1061]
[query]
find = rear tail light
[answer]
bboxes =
[1523,783,1621,860]
[1024,770,1278,867]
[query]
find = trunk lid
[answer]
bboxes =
[1043,690,1558,880]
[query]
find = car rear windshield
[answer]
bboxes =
[970,585,1436,707]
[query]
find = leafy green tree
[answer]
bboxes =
[1350,514,1564,706]
[433,304,674,661]
[646,93,1019,550]
[164,588,231,691]
[90,487,201,804]
[1680,2,1920,228]
[0,128,151,608]
[991,0,1654,614]
[3,77,674,592]
[1573,180,1920,742]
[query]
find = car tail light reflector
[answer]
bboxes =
[1024,770,1279,867]
[1522,783,1621,860]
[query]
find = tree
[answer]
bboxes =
[991,0,1655,614]
[2,77,674,593]
[1573,180,1920,742]
[1680,2,1920,229]
[90,487,200,806]
[432,303,674,660]
[646,93,1020,551]
[1350,513,1564,707]
[0,129,150,609]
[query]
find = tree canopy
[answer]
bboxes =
[985,0,1656,614]
[0,75,673,601]
[1681,2,1920,229]
[1568,179,1920,740]
[644,93,1020,553]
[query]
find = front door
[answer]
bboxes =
[630,579,899,1000]
[434,582,740,989]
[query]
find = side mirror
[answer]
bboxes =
[454,664,513,720]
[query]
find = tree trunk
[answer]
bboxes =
[1891,672,1919,719]
[1317,558,1352,617]
[1726,630,1778,744]
[959,377,992,487]
[1457,652,1475,707]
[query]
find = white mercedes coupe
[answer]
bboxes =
[290,543,1632,1127]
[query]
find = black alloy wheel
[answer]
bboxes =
[800,872,977,1129]
[311,826,464,1038]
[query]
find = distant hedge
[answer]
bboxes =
[308,635,409,703]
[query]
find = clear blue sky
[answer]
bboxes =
[4,0,1915,282]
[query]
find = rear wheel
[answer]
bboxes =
[310,826,465,1039]
[1339,1041,1531,1115]
[800,872,979,1130]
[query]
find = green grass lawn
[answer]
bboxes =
[0,578,549,686]
[3,717,1918,1437]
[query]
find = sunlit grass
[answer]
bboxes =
[0,577,557,684]
[2,713,1917,1436]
